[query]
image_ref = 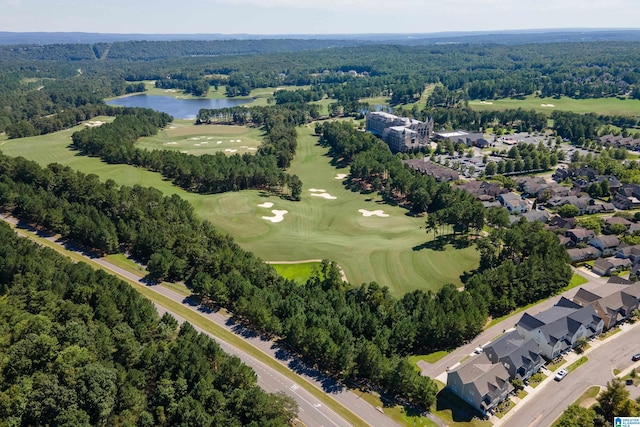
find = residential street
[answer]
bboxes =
[1,215,401,427]
[498,321,640,426]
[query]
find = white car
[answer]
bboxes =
[555,369,568,381]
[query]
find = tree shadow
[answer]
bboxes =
[413,234,472,252]
[271,341,345,394]
[436,388,483,423]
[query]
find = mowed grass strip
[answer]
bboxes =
[270,262,322,283]
[4,221,370,427]
[0,120,479,295]
[468,95,640,115]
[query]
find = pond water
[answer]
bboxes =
[106,94,250,119]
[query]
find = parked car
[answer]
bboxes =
[632,354,640,362]
[474,347,484,354]
[555,369,568,381]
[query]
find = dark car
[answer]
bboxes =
[632,354,640,362]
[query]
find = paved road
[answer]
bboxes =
[501,321,640,427]
[1,215,400,427]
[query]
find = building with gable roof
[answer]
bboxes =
[446,353,513,416]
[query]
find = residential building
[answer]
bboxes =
[613,184,640,210]
[567,247,601,262]
[516,298,603,359]
[589,235,621,256]
[566,228,596,244]
[446,353,514,416]
[484,331,544,380]
[592,257,632,276]
[497,192,531,214]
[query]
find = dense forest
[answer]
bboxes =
[0,221,297,426]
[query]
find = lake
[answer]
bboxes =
[106,94,250,119]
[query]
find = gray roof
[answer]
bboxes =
[517,312,545,331]
[573,288,601,306]
[484,330,524,359]
[590,235,621,249]
[451,353,512,398]
[533,298,581,325]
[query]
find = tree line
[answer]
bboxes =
[0,221,297,426]
[70,106,304,199]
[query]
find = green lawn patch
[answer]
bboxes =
[105,253,147,275]
[356,391,437,427]
[409,351,451,366]
[599,327,622,340]
[270,262,321,283]
[517,390,528,399]
[567,273,589,289]
[432,388,492,427]
[577,386,600,404]
[567,356,588,373]
[493,399,515,419]
[547,358,566,372]
[136,120,264,156]
[528,372,546,388]
[468,95,640,116]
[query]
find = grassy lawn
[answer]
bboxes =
[136,119,264,156]
[528,372,546,388]
[0,121,479,296]
[360,96,391,107]
[408,351,451,367]
[432,388,492,427]
[599,327,622,340]
[468,95,640,116]
[567,273,589,289]
[567,356,588,373]
[269,262,321,283]
[547,358,566,372]
[111,80,230,100]
[355,390,438,427]
[310,97,338,115]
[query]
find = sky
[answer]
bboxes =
[1,0,639,35]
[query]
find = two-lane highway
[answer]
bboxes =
[2,215,400,427]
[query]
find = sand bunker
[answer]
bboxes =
[262,210,288,223]
[247,147,257,151]
[479,101,494,105]
[194,144,201,147]
[334,173,348,180]
[225,149,238,153]
[540,103,556,107]
[311,193,337,200]
[229,139,236,143]
[237,139,242,142]
[84,121,105,128]
[207,137,213,140]
[180,151,188,153]
[358,209,389,218]
[200,141,208,144]
[169,126,177,129]
[166,141,178,145]
[216,141,222,144]
[257,202,274,208]
[308,188,326,193]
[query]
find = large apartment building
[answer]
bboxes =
[365,111,433,152]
